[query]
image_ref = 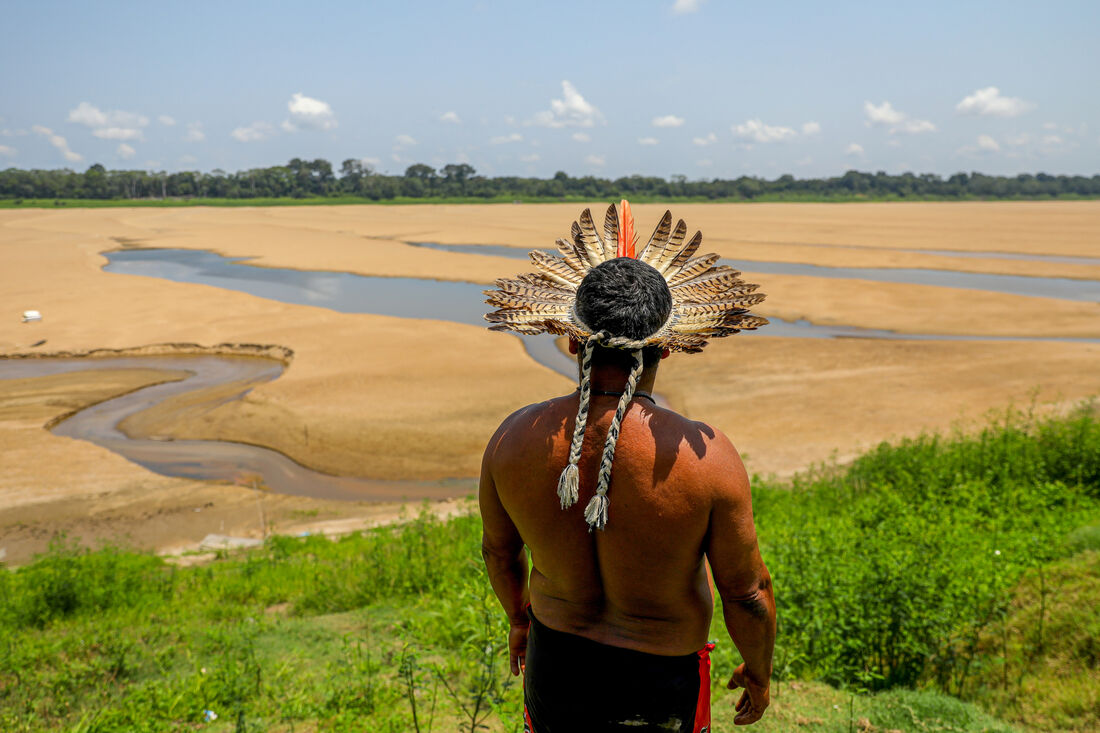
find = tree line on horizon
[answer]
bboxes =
[2,158,1098,201]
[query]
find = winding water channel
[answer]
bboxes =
[2,243,1097,501]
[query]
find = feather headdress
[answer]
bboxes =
[485,202,767,352]
[484,201,768,530]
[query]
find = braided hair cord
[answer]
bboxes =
[584,348,644,531]
[556,331,604,509]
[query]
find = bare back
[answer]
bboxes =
[480,391,753,656]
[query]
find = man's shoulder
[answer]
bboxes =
[484,395,571,455]
[649,411,748,492]
[649,407,735,453]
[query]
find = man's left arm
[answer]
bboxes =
[479,443,530,676]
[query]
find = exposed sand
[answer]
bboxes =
[1,202,1098,563]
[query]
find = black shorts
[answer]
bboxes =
[523,608,714,733]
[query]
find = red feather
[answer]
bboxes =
[618,199,636,258]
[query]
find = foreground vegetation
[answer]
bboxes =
[1,405,1097,731]
[3,160,1099,204]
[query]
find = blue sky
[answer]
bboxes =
[2,0,1097,178]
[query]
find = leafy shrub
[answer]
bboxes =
[756,407,1100,690]
[0,541,169,628]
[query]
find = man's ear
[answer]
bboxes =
[661,348,671,360]
[568,339,580,355]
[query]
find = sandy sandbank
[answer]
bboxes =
[1,202,1098,561]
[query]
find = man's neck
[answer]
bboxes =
[584,362,659,395]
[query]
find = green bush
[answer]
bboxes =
[0,541,168,628]
[756,406,1100,690]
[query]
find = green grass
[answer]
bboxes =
[2,405,1097,731]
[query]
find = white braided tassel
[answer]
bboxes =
[557,463,579,508]
[584,493,609,530]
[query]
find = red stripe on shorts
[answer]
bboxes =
[694,642,716,733]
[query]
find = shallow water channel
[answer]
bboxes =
[0,355,473,501]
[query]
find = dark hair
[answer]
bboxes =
[575,258,672,369]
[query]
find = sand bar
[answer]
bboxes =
[1,202,1098,561]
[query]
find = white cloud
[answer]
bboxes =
[490,132,523,144]
[520,153,540,162]
[1004,133,1030,147]
[977,134,1000,152]
[572,132,591,143]
[795,156,813,167]
[284,92,337,132]
[531,81,603,128]
[585,154,606,167]
[1041,134,1063,146]
[801,121,821,135]
[1042,121,1058,130]
[67,102,149,141]
[896,119,936,134]
[652,115,685,128]
[732,119,797,143]
[116,143,136,159]
[158,115,176,126]
[672,0,702,13]
[231,121,274,142]
[179,154,198,165]
[67,102,108,127]
[93,127,143,141]
[692,132,717,146]
[395,134,417,147]
[32,124,82,163]
[0,144,15,157]
[864,100,904,125]
[863,100,935,134]
[359,156,381,169]
[956,87,1033,118]
[697,158,713,167]
[845,143,865,156]
[440,111,461,124]
[184,122,205,142]
[638,136,659,145]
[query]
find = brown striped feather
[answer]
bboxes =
[530,250,584,286]
[668,230,703,270]
[666,253,721,286]
[602,203,620,261]
[670,265,743,288]
[484,294,573,313]
[650,222,691,273]
[575,208,607,266]
[554,238,589,273]
[636,210,672,263]
[489,281,574,301]
[671,280,760,302]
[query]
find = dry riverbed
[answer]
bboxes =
[1,202,1098,563]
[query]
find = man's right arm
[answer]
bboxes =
[703,432,776,726]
